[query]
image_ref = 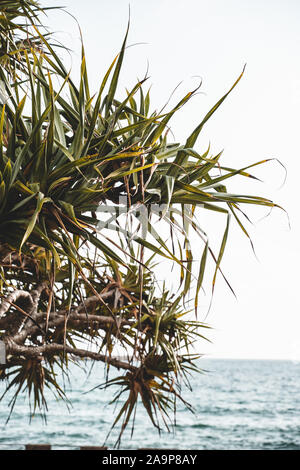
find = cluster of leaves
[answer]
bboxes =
[0,1,281,445]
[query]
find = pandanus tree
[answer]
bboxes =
[0,1,282,445]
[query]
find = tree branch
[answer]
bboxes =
[5,338,137,372]
[11,313,131,344]
[0,290,34,318]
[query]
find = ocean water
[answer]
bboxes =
[0,359,299,450]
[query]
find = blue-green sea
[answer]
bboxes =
[0,359,299,450]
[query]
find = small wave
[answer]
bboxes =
[175,423,213,430]
[263,441,300,450]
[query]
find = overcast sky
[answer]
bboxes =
[41,0,300,360]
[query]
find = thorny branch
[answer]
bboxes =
[0,287,135,373]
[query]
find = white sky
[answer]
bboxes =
[41,0,300,360]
